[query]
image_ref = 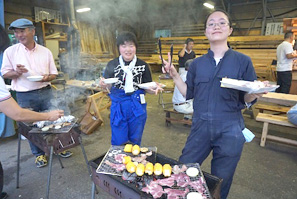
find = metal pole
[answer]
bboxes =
[46,146,54,199]
[16,132,21,188]
[261,0,268,35]
[0,0,4,26]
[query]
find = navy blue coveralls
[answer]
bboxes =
[104,57,152,146]
[179,49,257,199]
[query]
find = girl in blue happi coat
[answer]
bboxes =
[100,31,162,146]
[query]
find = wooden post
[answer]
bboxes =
[260,122,269,147]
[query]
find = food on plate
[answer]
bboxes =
[186,167,199,177]
[145,162,154,175]
[140,147,149,153]
[41,126,49,132]
[124,144,133,153]
[136,163,145,176]
[126,161,136,173]
[132,145,140,155]
[186,192,204,199]
[163,164,172,177]
[122,156,131,165]
[154,163,163,176]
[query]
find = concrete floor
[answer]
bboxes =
[1,75,297,199]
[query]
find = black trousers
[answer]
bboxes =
[276,71,292,94]
[0,161,3,194]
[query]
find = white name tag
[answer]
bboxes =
[140,94,146,104]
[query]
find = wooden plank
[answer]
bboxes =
[259,93,297,106]
[254,104,291,113]
[256,113,296,127]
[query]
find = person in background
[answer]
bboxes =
[162,10,265,199]
[1,18,72,168]
[178,38,196,74]
[172,59,193,121]
[99,31,162,146]
[276,31,297,93]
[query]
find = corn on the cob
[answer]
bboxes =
[132,145,140,155]
[154,163,163,176]
[145,162,154,175]
[136,163,145,176]
[162,164,172,177]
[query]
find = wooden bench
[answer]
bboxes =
[256,113,297,147]
[164,108,192,126]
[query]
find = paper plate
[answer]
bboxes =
[138,82,165,89]
[27,75,43,82]
[103,78,119,84]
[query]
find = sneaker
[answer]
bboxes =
[35,155,47,168]
[0,192,8,199]
[59,151,73,158]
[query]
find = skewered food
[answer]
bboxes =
[154,163,163,176]
[136,163,145,176]
[145,162,154,175]
[124,144,133,153]
[123,156,131,165]
[132,145,140,155]
[126,161,136,173]
[163,164,172,177]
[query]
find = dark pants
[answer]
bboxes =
[179,117,245,199]
[276,71,292,94]
[16,86,54,156]
[0,161,3,194]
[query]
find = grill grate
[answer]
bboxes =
[96,145,157,176]
[94,146,212,199]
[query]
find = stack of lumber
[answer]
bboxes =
[283,18,297,32]
[77,22,117,57]
[138,35,282,81]
[171,24,205,37]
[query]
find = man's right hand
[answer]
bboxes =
[47,110,64,121]
[16,64,28,76]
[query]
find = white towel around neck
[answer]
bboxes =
[119,55,137,94]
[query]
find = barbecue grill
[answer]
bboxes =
[17,122,92,199]
[89,153,222,199]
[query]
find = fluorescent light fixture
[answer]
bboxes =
[76,7,91,13]
[203,3,214,9]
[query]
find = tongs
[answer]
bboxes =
[158,38,173,75]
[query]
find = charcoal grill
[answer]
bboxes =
[17,122,92,199]
[89,153,223,199]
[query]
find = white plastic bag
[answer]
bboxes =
[287,104,297,125]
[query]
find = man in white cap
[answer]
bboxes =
[1,18,72,168]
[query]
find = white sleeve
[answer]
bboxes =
[0,77,11,102]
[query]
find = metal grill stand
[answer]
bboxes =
[16,122,92,199]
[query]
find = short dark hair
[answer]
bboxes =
[0,25,10,53]
[185,59,194,71]
[284,31,294,39]
[116,31,138,48]
[185,38,194,45]
[204,9,232,29]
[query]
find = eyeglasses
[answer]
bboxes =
[206,21,229,28]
